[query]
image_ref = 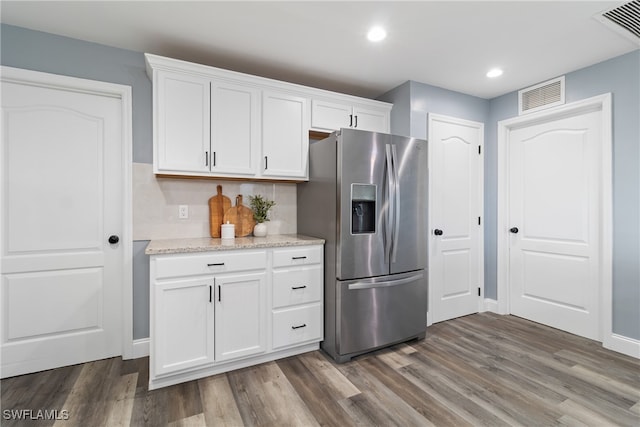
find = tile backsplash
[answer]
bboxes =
[133,162,296,240]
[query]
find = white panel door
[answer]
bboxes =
[429,114,483,323]
[210,81,259,176]
[509,110,601,340]
[214,272,266,362]
[1,77,124,377]
[262,91,309,179]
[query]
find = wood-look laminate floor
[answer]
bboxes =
[2,313,639,427]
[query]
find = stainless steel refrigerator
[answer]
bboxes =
[297,128,428,362]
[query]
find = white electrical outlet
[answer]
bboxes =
[178,205,189,219]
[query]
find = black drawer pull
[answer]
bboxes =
[292,256,307,260]
[291,285,307,290]
[207,262,225,267]
[291,324,307,330]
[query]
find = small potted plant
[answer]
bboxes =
[249,194,276,237]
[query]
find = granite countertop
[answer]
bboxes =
[145,234,325,255]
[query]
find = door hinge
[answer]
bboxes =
[478,216,481,225]
[478,145,481,155]
[478,287,481,297]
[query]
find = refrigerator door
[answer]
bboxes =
[336,271,428,357]
[337,129,390,280]
[390,135,428,274]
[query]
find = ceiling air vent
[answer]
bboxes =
[594,0,640,43]
[518,76,565,115]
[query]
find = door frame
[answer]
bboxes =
[1,66,134,359]
[427,113,485,326]
[496,93,617,351]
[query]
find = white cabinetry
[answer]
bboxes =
[155,70,210,173]
[153,277,214,376]
[214,271,266,361]
[271,246,323,350]
[210,81,260,176]
[147,54,308,181]
[311,99,391,133]
[149,243,323,390]
[262,91,309,178]
[146,54,393,182]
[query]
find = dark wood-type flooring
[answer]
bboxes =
[2,313,639,426]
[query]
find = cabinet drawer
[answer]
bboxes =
[273,266,322,309]
[272,246,322,268]
[154,250,267,279]
[272,304,322,349]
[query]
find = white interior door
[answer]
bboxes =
[428,114,484,324]
[1,72,125,377]
[508,109,601,340]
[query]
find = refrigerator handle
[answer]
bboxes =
[348,273,424,290]
[385,144,394,264]
[391,144,401,263]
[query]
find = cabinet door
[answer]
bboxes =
[311,99,352,131]
[154,278,214,376]
[155,71,211,173]
[353,106,389,133]
[215,271,266,362]
[262,91,309,179]
[211,81,259,176]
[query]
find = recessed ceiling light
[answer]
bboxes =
[486,68,504,78]
[367,26,387,42]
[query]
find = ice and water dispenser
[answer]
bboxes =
[351,184,376,234]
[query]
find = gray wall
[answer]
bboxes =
[381,50,640,340]
[1,24,153,340]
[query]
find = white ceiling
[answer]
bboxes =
[1,1,638,99]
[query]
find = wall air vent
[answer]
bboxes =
[594,0,640,43]
[518,76,565,115]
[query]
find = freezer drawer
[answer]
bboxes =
[336,270,427,357]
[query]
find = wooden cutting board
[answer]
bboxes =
[223,195,255,237]
[208,185,231,237]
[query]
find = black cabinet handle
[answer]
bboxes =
[291,324,307,330]
[207,262,225,267]
[264,156,268,170]
[433,229,443,236]
[205,151,209,167]
[209,285,212,303]
[291,285,307,290]
[218,285,221,302]
[510,227,519,234]
[349,114,353,127]
[354,115,358,128]
[213,151,216,167]
[292,256,307,260]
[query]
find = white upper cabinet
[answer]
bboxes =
[146,53,392,181]
[210,81,260,176]
[155,70,211,173]
[262,91,309,179]
[311,99,391,134]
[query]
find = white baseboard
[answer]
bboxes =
[131,338,150,359]
[604,333,640,359]
[483,298,499,313]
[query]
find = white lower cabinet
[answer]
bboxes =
[153,278,214,377]
[149,244,323,389]
[214,271,266,362]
